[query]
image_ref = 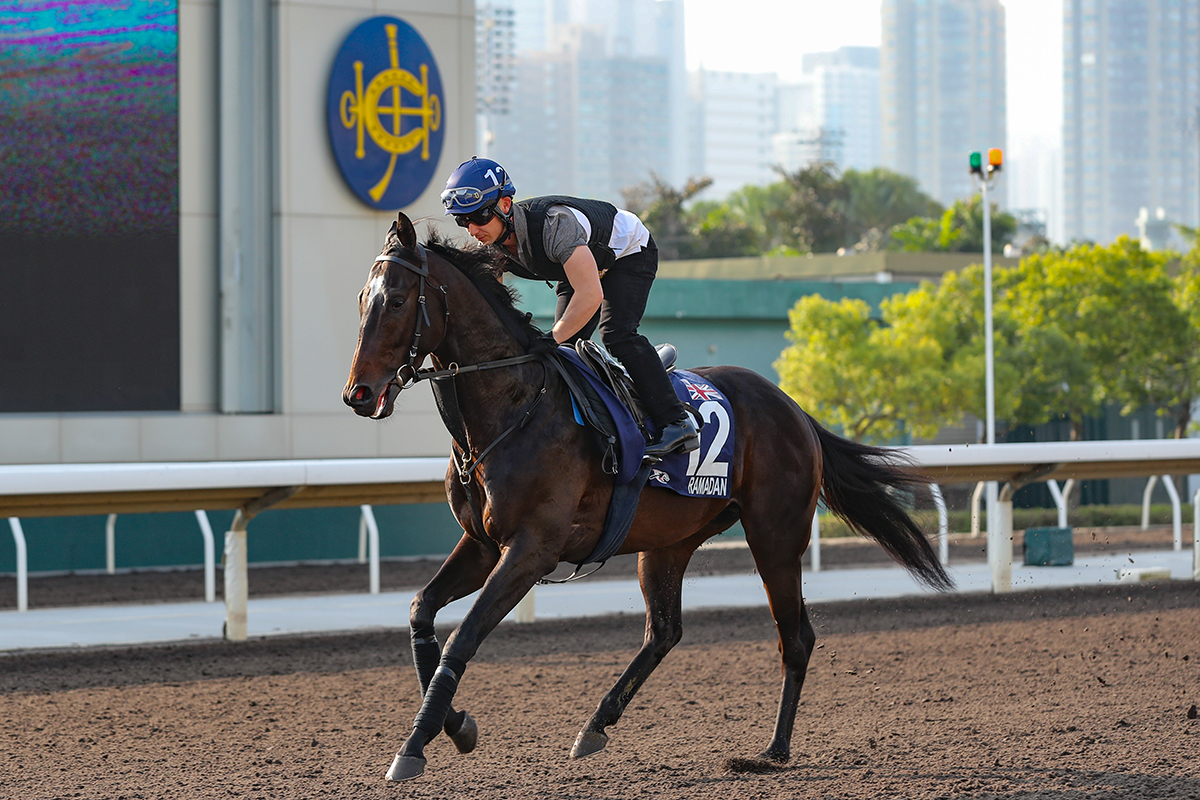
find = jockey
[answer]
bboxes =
[441,156,700,458]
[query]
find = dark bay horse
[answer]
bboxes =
[343,212,952,782]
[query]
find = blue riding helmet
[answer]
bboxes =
[441,157,516,215]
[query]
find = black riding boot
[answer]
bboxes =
[644,414,700,458]
[607,335,700,457]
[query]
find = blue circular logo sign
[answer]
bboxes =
[327,16,445,210]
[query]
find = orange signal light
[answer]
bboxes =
[988,148,1003,169]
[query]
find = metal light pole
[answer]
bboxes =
[969,149,1006,591]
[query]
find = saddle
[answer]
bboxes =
[544,342,679,485]
[573,340,678,428]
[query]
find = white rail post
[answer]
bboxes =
[1046,479,1068,528]
[514,587,535,623]
[1193,487,1200,581]
[223,486,301,641]
[970,481,985,537]
[989,483,1013,593]
[8,518,27,612]
[931,483,949,565]
[1162,476,1182,552]
[224,510,250,640]
[358,513,368,563]
[195,510,216,603]
[810,507,821,572]
[360,505,380,595]
[1142,475,1160,530]
[105,513,117,574]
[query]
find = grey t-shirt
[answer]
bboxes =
[510,203,588,269]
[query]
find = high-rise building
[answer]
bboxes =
[774,47,881,175]
[690,69,779,201]
[489,24,670,203]
[881,0,1006,207]
[476,1,517,158]
[1063,0,1200,244]
[486,0,686,203]
[805,47,882,172]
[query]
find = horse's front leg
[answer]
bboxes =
[571,545,692,759]
[409,532,498,755]
[387,534,558,782]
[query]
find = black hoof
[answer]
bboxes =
[570,730,608,759]
[757,748,790,764]
[385,754,426,781]
[449,710,478,754]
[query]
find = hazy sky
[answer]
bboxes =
[683,0,1063,149]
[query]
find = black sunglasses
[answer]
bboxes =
[453,205,497,228]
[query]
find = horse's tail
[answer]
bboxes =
[808,414,954,591]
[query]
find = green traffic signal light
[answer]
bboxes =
[969,151,982,174]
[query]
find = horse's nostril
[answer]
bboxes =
[345,384,372,407]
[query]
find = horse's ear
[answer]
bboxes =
[394,212,418,251]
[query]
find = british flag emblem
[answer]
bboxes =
[683,379,721,402]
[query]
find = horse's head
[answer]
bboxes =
[343,212,446,419]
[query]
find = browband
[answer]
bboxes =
[375,244,429,277]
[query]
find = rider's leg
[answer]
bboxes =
[594,244,698,455]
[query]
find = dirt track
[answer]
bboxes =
[2,577,1198,799]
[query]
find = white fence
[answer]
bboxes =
[1,458,449,635]
[3,440,1200,638]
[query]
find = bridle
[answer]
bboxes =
[374,244,541,390]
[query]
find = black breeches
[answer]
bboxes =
[553,242,684,427]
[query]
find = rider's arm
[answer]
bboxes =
[552,245,603,342]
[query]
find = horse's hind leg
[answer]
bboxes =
[745,512,817,763]
[571,544,692,759]
[409,533,498,755]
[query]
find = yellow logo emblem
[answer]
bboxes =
[327,17,446,209]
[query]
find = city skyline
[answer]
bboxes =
[486,0,1198,245]
[683,0,1060,151]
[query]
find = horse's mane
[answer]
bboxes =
[383,226,543,346]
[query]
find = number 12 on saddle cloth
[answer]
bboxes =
[647,372,734,499]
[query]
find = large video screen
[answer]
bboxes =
[0,1,179,412]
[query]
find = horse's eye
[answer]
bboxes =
[390,298,404,310]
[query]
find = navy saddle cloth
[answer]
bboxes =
[546,344,736,567]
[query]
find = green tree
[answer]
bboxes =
[841,168,943,251]
[621,173,712,261]
[1168,234,1200,436]
[1008,237,1188,439]
[771,162,850,254]
[774,294,953,443]
[883,266,1029,437]
[687,203,761,258]
[888,195,1017,254]
[715,182,797,254]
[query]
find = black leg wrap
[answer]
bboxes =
[411,631,441,696]
[412,656,467,740]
